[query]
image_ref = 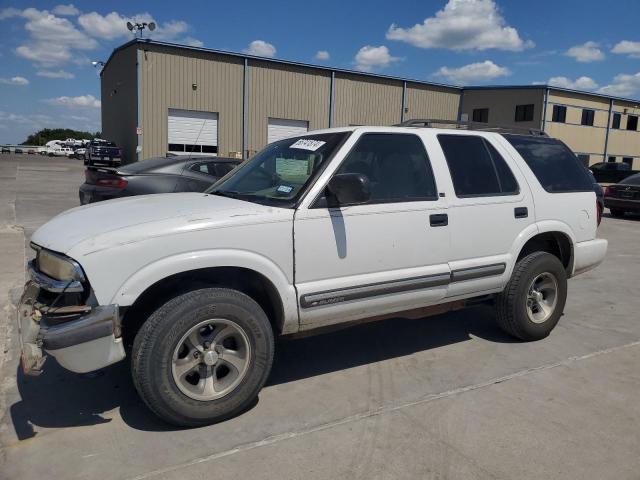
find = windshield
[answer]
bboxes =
[206,132,349,206]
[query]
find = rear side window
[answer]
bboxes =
[437,135,519,198]
[504,135,593,193]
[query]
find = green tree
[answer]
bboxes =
[21,128,102,146]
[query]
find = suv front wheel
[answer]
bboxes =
[496,252,567,341]
[131,287,274,427]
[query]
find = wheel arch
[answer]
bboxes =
[515,228,574,276]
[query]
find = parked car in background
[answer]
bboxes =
[84,139,122,167]
[79,155,241,204]
[50,146,74,157]
[1,146,9,154]
[604,173,640,217]
[73,147,86,160]
[27,148,36,155]
[590,161,639,184]
[14,148,23,154]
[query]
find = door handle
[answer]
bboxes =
[430,213,448,227]
[514,207,528,218]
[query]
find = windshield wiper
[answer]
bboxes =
[210,190,263,202]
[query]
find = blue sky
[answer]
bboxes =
[1,0,640,144]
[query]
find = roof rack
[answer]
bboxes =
[394,118,548,137]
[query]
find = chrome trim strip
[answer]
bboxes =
[300,273,451,308]
[450,263,506,282]
[28,261,84,293]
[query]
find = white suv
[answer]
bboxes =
[18,123,607,426]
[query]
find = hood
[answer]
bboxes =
[31,193,285,255]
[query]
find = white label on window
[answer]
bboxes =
[289,139,325,151]
[277,185,293,194]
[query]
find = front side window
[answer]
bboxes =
[581,109,595,126]
[207,132,349,207]
[552,105,567,123]
[332,133,437,204]
[438,134,519,198]
[504,135,593,193]
[515,104,534,122]
[627,115,638,131]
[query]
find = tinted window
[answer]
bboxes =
[620,173,640,185]
[608,156,616,162]
[190,162,222,177]
[581,109,595,126]
[335,134,437,203]
[612,112,621,129]
[438,135,519,197]
[577,154,590,167]
[552,105,566,123]
[627,115,638,131]
[504,135,593,193]
[215,163,236,177]
[515,104,534,122]
[472,108,489,123]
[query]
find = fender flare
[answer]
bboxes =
[110,249,299,331]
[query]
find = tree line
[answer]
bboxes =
[21,128,102,146]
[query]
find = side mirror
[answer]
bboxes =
[326,173,371,206]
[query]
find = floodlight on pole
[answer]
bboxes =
[91,60,106,68]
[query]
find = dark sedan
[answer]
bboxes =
[79,155,241,205]
[604,173,640,217]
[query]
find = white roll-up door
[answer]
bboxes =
[168,109,218,155]
[267,118,309,144]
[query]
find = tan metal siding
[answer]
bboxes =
[101,45,137,163]
[405,84,460,121]
[139,45,244,159]
[333,74,403,127]
[247,61,330,154]
[462,88,544,129]
[605,100,640,168]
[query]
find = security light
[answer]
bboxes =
[148,22,156,31]
[91,60,106,67]
[126,21,134,31]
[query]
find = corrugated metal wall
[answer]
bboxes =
[462,88,544,129]
[405,83,460,121]
[100,45,137,163]
[140,45,244,159]
[247,60,331,155]
[333,74,404,126]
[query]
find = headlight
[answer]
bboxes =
[35,247,85,282]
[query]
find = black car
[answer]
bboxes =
[79,155,241,204]
[14,147,23,154]
[589,161,638,184]
[1,146,10,154]
[604,173,640,217]
[84,140,122,167]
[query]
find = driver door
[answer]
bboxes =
[294,132,451,329]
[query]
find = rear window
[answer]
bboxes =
[504,135,593,193]
[620,173,640,186]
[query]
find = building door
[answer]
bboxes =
[294,132,451,329]
[168,109,218,155]
[267,118,308,144]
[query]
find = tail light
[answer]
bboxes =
[603,185,610,197]
[96,177,128,188]
[596,199,602,226]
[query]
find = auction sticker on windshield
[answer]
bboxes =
[289,139,326,151]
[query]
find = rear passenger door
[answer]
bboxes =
[435,133,535,298]
[294,132,451,329]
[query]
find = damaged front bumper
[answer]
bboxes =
[17,264,125,376]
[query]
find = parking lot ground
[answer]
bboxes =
[1,153,640,480]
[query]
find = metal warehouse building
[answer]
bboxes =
[101,39,640,170]
[101,39,461,163]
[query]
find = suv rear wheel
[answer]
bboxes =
[496,252,567,341]
[131,287,274,427]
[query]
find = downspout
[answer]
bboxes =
[136,48,142,162]
[603,98,613,162]
[401,81,407,123]
[457,89,464,121]
[242,58,248,159]
[541,87,549,132]
[329,71,335,128]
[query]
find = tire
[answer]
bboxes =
[495,252,567,341]
[610,208,625,218]
[131,287,274,427]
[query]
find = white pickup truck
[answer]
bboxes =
[18,123,607,426]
